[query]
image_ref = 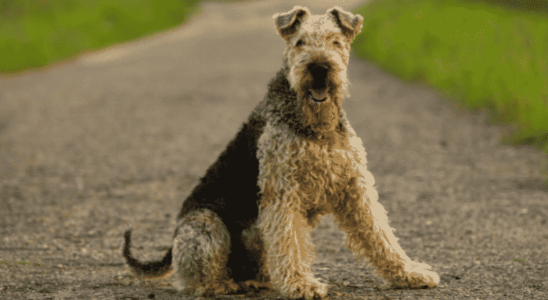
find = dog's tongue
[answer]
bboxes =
[310,89,328,101]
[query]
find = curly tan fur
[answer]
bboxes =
[121,6,439,299]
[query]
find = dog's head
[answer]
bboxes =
[273,6,363,135]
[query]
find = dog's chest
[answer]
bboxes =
[294,142,352,185]
[257,123,363,208]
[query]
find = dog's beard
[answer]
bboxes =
[299,91,341,134]
[297,71,344,135]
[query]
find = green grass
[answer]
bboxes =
[0,0,199,73]
[352,0,548,153]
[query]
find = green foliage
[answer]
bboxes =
[353,0,548,153]
[0,0,199,73]
[459,0,548,14]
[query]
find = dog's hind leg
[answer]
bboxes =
[171,208,239,296]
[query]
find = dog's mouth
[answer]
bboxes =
[309,89,329,103]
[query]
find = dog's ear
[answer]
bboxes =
[273,6,310,41]
[327,6,363,41]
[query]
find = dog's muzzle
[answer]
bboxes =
[309,89,329,103]
[308,63,330,103]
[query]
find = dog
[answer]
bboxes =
[122,6,439,299]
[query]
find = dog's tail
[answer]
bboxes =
[122,229,173,278]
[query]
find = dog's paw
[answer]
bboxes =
[284,278,327,300]
[392,261,439,289]
[192,279,241,297]
[239,279,272,293]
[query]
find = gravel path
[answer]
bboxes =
[1,1,547,299]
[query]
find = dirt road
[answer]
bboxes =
[1,1,547,299]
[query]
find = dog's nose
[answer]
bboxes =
[308,63,329,90]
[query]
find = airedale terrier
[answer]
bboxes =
[122,6,439,299]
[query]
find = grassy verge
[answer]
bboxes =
[0,0,199,73]
[352,0,548,153]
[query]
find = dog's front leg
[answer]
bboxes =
[332,176,440,289]
[257,198,327,300]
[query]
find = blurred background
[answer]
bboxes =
[1,0,547,157]
[352,0,548,159]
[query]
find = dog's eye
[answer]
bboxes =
[333,40,341,47]
[296,39,305,47]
